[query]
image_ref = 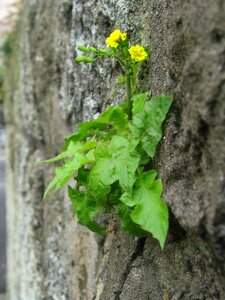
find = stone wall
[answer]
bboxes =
[5,0,225,299]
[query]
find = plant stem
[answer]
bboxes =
[126,71,132,120]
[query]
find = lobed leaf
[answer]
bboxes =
[131,94,173,158]
[126,170,169,249]
[108,135,140,193]
[44,151,95,198]
[40,140,97,163]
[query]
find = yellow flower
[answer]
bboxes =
[106,29,127,48]
[128,45,148,62]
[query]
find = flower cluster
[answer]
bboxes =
[76,29,150,118]
[106,29,148,62]
[76,29,148,64]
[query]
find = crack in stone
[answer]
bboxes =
[113,237,146,300]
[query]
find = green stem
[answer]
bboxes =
[126,69,132,120]
[127,74,132,120]
[115,55,125,68]
[131,62,139,94]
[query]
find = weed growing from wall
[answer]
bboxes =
[42,30,172,249]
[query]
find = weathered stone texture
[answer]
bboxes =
[4,0,225,299]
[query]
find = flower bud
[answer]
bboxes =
[77,45,89,52]
[88,47,98,53]
[99,49,108,54]
[76,56,96,63]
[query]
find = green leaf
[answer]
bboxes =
[108,135,140,193]
[99,106,128,133]
[39,139,97,163]
[88,156,115,199]
[65,123,107,143]
[68,186,105,235]
[79,139,97,152]
[136,143,150,166]
[40,141,83,163]
[87,142,114,199]
[131,94,173,158]
[66,103,128,144]
[44,151,95,198]
[125,170,168,249]
[120,170,157,206]
[76,121,107,141]
[88,135,139,199]
[132,92,149,114]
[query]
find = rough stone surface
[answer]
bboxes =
[4,0,225,299]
